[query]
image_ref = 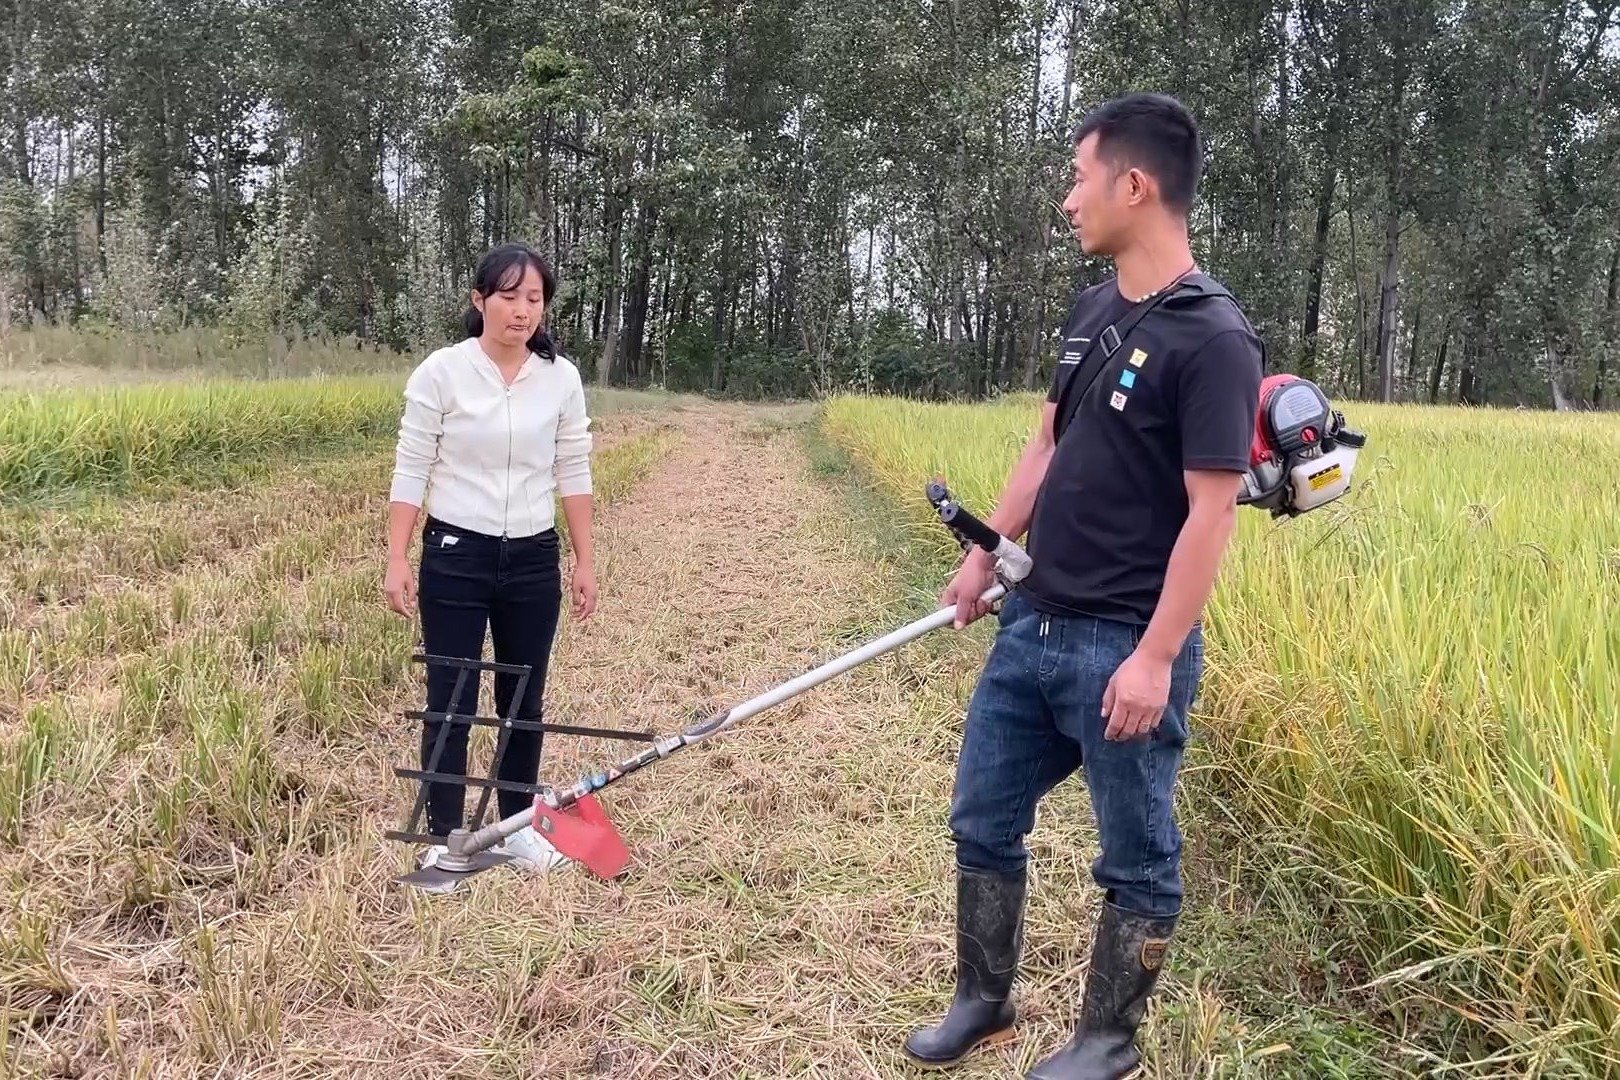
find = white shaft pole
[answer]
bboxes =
[451,581,1011,858]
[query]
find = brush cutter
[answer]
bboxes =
[393,480,1031,892]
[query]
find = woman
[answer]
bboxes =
[384,241,597,874]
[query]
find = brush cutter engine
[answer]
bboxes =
[1238,374,1367,518]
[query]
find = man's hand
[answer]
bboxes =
[941,550,997,630]
[1101,647,1173,740]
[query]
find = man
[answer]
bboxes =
[902,93,1263,1079]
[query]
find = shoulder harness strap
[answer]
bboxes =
[1052,271,1233,441]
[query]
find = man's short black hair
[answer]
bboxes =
[1072,93,1204,215]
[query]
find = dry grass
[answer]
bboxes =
[7,393,1429,1079]
[0,395,679,1077]
[0,327,408,387]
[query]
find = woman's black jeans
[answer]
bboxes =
[416,514,561,837]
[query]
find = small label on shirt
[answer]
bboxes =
[1110,390,1128,411]
[1061,337,1090,364]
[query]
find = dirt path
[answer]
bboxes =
[482,400,982,1076]
[346,399,1032,1079]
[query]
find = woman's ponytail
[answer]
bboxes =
[526,327,555,359]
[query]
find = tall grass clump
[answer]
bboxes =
[0,376,407,499]
[822,392,1620,1075]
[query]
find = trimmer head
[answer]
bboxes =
[395,846,516,894]
[388,652,659,894]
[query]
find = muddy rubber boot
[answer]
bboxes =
[902,865,1026,1069]
[1025,901,1177,1080]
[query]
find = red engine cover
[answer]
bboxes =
[1249,373,1299,468]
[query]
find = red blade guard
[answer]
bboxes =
[533,794,631,879]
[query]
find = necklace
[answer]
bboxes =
[1124,261,1197,304]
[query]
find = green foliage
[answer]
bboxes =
[2,0,1619,408]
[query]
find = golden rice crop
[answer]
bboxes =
[822,392,1620,1074]
[0,376,680,504]
[0,376,413,499]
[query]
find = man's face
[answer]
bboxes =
[1061,133,1131,256]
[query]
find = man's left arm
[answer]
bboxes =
[1102,328,1262,740]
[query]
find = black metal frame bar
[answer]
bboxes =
[388,652,658,846]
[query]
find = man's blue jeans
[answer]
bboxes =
[949,590,1205,918]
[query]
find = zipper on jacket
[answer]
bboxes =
[502,385,512,539]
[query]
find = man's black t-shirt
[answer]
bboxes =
[1020,273,1264,626]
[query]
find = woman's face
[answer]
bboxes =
[474,263,547,348]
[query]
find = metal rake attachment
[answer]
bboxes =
[389,652,655,893]
[389,480,1034,890]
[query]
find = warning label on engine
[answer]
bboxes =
[1308,463,1343,490]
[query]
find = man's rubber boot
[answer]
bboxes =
[902,865,1027,1069]
[1025,900,1178,1079]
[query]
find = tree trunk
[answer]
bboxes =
[1375,56,1404,404]
[597,165,628,387]
[1598,239,1619,407]
[1301,162,1335,381]
[623,210,656,378]
[1343,161,1368,396]
[1275,4,1293,265]
[1428,319,1450,404]
[948,0,967,361]
[1403,304,1421,393]
[96,112,107,272]
[712,221,733,392]
[537,116,554,251]
[1458,318,1482,405]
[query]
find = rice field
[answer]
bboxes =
[822,393,1620,1076]
[4,353,1618,1077]
[0,377,410,499]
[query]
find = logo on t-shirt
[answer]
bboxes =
[1129,348,1148,367]
[1110,390,1128,411]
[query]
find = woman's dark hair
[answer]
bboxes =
[463,242,559,359]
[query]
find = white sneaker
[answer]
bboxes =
[496,825,571,873]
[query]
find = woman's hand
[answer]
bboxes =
[384,556,416,616]
[570,558,597,621]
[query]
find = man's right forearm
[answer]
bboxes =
[972,436,1054,558]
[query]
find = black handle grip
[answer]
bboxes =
[939,502,1002,554]
[926,478,1003,554]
